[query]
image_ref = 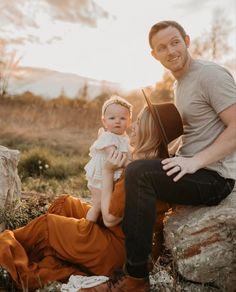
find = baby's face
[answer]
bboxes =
[102,104,131,135]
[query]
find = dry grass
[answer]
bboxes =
[0,92,145,291]
[0,98,100,156]
[0,94,218,291]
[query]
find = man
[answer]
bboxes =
[80,20,236,292]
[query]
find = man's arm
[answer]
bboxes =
[162,103,236,181]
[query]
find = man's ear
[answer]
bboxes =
[185,35,190,48]
[151,49,159,61]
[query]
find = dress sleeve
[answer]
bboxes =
[119,136,131,153]
[108,175,125,218]
[93,132,119,150]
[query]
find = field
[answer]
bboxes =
[0,94,218,291]
[0,95,104,290]
[0,92,150,291]
[0,91,144,194]
[0,95,107,197]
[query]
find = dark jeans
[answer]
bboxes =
[122,159,235,268]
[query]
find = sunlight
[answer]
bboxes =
[2,0,236,93]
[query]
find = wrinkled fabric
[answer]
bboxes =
[61,275,109,291]
[0,179,126,290]
[84,131,131,189]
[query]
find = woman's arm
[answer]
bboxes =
[101,150,127,227]
[168,136,181,156]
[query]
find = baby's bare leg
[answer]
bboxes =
[86,187,101,222]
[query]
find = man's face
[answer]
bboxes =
[151,26,190,77]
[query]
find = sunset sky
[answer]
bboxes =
[1,0,236,90]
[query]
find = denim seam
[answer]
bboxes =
[130,172,153,266]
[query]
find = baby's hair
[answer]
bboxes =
[102,95,133,118]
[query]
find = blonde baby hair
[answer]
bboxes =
[102,95,133,119]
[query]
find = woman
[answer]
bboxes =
[0,103,182,290]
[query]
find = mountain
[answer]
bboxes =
[8,66,123,99]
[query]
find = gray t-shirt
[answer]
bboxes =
[175,59,236,179]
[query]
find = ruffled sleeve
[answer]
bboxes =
[118,135,130,153]
[92,132,120,151]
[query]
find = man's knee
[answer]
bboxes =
[125,160,146,178]
[125,159,162,179]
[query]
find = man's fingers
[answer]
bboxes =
[161,158,172,165]
[163,162,176,171]
[173,171,185,182]
[166,165,182,176]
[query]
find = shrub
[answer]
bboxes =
[0,194,52,230]
[44,155,87,180]
[18,151,50,179]
[18,146,88,181]
[44,163,68,180]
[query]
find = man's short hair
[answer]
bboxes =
[149,20,187,49]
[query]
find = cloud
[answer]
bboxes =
[0,0,108,49]
[45,0,108,26]
[0,0,38,29]
[0,0,108,30]
[46,36,63,44]
[1,37,27,46]
[1,33,44,47]
[173,0,215,12]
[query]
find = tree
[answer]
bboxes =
[151,70,175,103]
[0,40,20,98]
[190,9,233,63]
[151,9,235,101]
[78,82,89,101]
[140,71,175,106]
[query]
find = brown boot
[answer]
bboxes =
[78,269,150,292]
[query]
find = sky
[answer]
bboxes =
[1,0,236,90]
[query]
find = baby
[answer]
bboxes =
[85,95,133,222]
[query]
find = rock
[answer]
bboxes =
[0,146,21,209]
[163,187,236,292]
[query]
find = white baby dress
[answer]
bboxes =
[84,130,131,190]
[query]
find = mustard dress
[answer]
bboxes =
[0,179,126,290]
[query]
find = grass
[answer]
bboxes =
[2,139,91,198]
[0,138,92,291]
[0,92,145,290]
[0,136,92,229]
[0,94,216,291]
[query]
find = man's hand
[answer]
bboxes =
[161,156,201,182]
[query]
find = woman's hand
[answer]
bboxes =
[103,149,127,173]
[161,156,202,182]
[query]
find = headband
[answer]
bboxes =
[102,95,133,118]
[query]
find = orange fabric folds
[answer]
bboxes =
[0,194,125,290]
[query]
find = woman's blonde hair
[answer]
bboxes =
[132,106,161,160]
